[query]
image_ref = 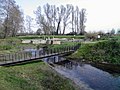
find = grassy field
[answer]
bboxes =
[0,35,84,53]
[18,35,85,39]
[47,42,80,50]
[0,61,76,90]
[0,36,81,54]
[0,38,36,54]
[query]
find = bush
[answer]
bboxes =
[70,39,120,64]
[0,45,12,50]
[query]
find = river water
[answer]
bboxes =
[43,56,120,90]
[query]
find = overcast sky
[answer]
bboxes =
[16,0,120,33]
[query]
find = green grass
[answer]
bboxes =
[48,42,80,49]
[0,35,84,54]
[68,39,120,64]
[0,61,76,90]
[68,43,94,60]
[111,35,120,41]
[18,35,85,39]
[0,38,37,54]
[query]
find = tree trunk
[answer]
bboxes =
[63,24,66,35]
[3,26,8,38]
[56,20,61,35]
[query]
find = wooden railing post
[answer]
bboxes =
[35,51,36,58]
[4,55,6,63]
[51,49,52,54]
[12,54,14,61]
[64,47,66,52]
[8,54,10,61]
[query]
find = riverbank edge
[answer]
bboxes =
[46,62,82,90]
[66,57,120,73]
[48,62,94,90]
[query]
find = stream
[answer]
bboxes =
[24,48,120,90]
[43,56,120,90]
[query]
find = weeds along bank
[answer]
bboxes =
[69,39,120,64]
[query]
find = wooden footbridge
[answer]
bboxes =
[0,44,80,66]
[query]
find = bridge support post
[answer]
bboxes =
[53,57,56,63]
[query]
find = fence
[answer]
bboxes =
[0,44,80,65]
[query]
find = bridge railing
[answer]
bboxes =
[0,43,80,65]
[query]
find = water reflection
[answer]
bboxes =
[43,56,120,90]
[43,56,65,63]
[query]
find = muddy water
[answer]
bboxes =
[43,56,120,90]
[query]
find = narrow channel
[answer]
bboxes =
[43,56,120,90]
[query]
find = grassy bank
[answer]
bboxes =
[68,39,120,64]
[0,61,76,90]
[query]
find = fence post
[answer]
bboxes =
[12,54,14,62]
[26,52,28,59]
[35,51,36,58]
[8,53,10,61]
[50,49,52,55]
[39,50,41,57]
[54,48,56,53]
[57,48,59,54]
[43,50,45,56]
[18,53,20,61]
[14,53,16,61]
[47,49,48,55]
[20,52,22,60]
[4,55,6,63]
[54,48,56,54]
[64,47,65,52]
[25,52,27,59]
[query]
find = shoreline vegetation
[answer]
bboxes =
[68,39,120,64]
[67,38,120,73]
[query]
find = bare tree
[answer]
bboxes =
[35,4,87,35]
[0,0,24,38]
[0,0,12,38]
[26,15,33,33]
[71,5,74,33]
[43,4,58,34]
[34,6,43,29]
[56,5,66,35]
[9,5,24,37]
[62,4,72,35]
[79,8,87,35]
[50,5,57,34]
[35,6,51,34]
[76,6,79,34]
